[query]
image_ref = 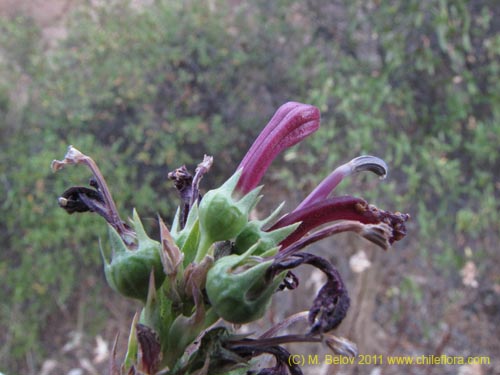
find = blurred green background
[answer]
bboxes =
[0,0,498,374]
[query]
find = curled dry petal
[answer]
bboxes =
[309,280,350,334]
[236,102,320,194]
[58,186,105,214]
[168,165,193,229]
[168,155,214,230]
[267,253,350,334]
[191,155,214,207]
[52,146,135,247]
[297,253,349,334]
[51,145,86,171]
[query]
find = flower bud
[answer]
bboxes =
[102,210,165,302]
[196,170,261,262]
[206,244,283,324]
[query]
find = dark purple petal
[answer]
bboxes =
[58,186,105,214]
[266,252,350,334]
[270,196,409,248]
[236,102,320,194]
[301,253,350,334]
[309,280,350,333]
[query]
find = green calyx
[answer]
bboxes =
[196,170,262,263]
[102,209,165,302]
[234,202,300,255]
[206,242,284,324]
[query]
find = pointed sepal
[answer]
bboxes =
[103,219,165,302]
[206,242,284,324]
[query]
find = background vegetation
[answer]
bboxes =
[1,0,498,373]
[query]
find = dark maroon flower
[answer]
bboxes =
[271,196,409,249]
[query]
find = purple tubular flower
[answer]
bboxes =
[295,155,388,210]
[236,102,320,194]
[270,196,409,249]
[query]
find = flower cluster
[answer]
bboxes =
[52,102,409,375]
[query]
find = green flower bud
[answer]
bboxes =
[196,170,261,262]
[206,244,284,324]
[102,210,165,302]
